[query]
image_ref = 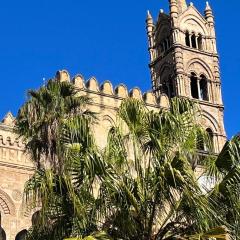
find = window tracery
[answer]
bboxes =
[185,31,204,51]
[190,73,209,101]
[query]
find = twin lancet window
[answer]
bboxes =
[190,73,208,101]
[161,76,175,98]
[185,31,203,50]
[159,37,171,55]
[197,128,214,153]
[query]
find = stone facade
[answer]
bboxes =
[0,1,226,239]
[0,114,33,240]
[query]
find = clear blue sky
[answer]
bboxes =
[0,0,238,138]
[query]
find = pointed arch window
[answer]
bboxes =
[200,75,208,101]
[160,76,175,98]
[185,31,190,47]
[206,128,214,152]
[190,73,199,99]
[191,34,197,48]
[197,34,203,50]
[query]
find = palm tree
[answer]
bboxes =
[16,78,102,239]
[15,78,94,172]
[16,82,234,239]
[99,98,230,239]
[204,135,240,238]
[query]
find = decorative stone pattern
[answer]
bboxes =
[0,1,227,239]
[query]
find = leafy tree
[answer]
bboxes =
[99,98,230,239]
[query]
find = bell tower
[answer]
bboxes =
[146,0,226,152]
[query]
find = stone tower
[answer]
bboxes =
[146,0,226,152]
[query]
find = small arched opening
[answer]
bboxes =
[199,75,208,101]
[206,128,214,152]
[185,31,190,47]
[191,33,197,49]
[197,34,203,50]
[15,230,27,240]
[190,73,199,99]
[0,227,6,240]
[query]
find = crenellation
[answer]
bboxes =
[100,81,114,95]
[86,77,100,92]
[56,70,70,82]
[114,84,128,98]
[59,71,160,108]
[129,87,142,100]
[143,92,157,105]
[73,74,85,89]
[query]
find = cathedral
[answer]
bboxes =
[0,1,226,239]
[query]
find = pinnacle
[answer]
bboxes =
[147,10,153,20]
[205,1,212,11]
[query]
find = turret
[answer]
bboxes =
[146,10,154,35]
[169,0,179,19]
[146,10,155,61]
[205,1,214,25]
[169,0,187,17]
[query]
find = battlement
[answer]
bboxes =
[56,70,170,109]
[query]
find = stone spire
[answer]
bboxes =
[205,1,214,24]
[146,10,155,61]
[146,10,153,23]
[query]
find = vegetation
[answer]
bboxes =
[15,78,240,239]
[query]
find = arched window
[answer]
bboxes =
[199,75,208,101]
[15,230,27,240]
[185,31,190,47]
[206,128,214,152]
[0,227,6,240]
[190,73,199,99]
[191,34,197,49]
[197,34,203,50]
